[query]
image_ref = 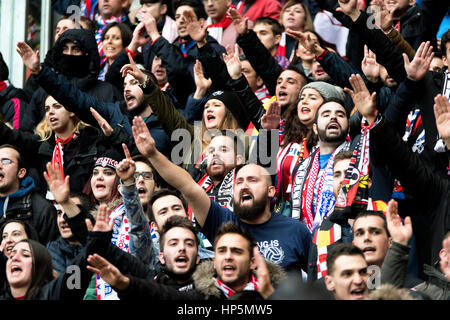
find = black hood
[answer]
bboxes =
[44,29,100,86]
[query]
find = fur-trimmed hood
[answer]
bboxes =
[89,197,123,220]
[192,259,287,299]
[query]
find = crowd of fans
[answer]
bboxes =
[0,0,449,301]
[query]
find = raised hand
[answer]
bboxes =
[361,45,380,83]
[433,94,450,147]
[116,143,136,184]
[184,10,207,46]
[336,0,360,21]
[404,41,434,81]
[253,247,274,299]
[136,10,160,41]
[16,41,41,74]
[43,162,70,205]
[87,254,130,290]
[222,44,242,80]
[128,22,151,52]
[229,8,249,35]
[93,204,113,232]
[385,199,412,246]
[261,101,281,130]
[91,107,113,136]
[344,74,377,123]
[132,116,157,158]
[120,52,147,83]
[371,0,394,33]
[193,60,212,98]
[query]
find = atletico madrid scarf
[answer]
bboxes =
[291,141,350,232]
[216,274,259,298]
[96,203,130,300]
[197,167,236,208]
[51,132,78,180]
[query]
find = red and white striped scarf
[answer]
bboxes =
[216,274,259,298]
[51,132,78,180]
[207,13,232,45]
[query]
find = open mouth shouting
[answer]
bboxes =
[239,190,254,205]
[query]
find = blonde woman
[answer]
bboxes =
[0,93,133,195]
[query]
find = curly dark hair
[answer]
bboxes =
[281,103,317,149]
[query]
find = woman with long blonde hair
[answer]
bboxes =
[0,93,131,195]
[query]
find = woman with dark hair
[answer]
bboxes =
[261,81,345,206]
[1,239,92,300]
[0,220,39,256]
[99,22,133,81]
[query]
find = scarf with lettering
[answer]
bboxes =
[216,274,259,299]
[51,132,78,180]
[291,141,350,232]
[95,13,128,66]
[334,116,378,219]
[198,167,236,208]
[206,14,232,45]
[96,202,130,300]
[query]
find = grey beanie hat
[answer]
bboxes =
[299,81,345,102]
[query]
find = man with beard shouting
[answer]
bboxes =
[132,116,311,273]
[291,98,351,233]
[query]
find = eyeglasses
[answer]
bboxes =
[134,171,153,180]
[0,158,14,165]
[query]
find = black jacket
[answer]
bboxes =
[26,28,123,124]
[0,188,59,245]
[236,30,283,96]
[34,64,171,157]
[396,1,449,51]
[0,121,136,194]
[0,230,111,300]
[143,35,226,106]
[0,85,36,132]
[371,117,450,271]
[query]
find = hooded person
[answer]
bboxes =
[26,29,123,123]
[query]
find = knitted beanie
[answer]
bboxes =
[299,81,345,103]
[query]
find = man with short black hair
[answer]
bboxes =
[352,211,392,268]
[0,144,59,245]
[253,17,289,68]
[324,242,369,300]
[291,99,350,233]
